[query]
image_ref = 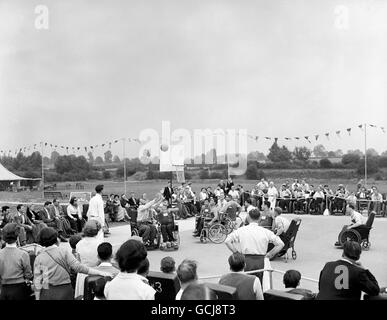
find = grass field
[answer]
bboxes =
[0,178,386,204]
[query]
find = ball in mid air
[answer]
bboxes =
[160,144,169,152]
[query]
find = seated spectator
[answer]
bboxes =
[8,204,36,245]
[219,253,263,300]
[95,242,120,278]
[176,259,198,300]
[66,197,84,233]
[104,239,156,300]
[137,257,150,279]
[38,201,68,242]
[33,227,110,300]
[272,207,291,243]
[160,256,176,274]
[0,206,10,229]
[50,199,75,236]
[283,270,315,300]
[0,223,33,300]
[317,241,380,300]
[74,220,104,298]
[181,283,217,300]
[258,201,274,229]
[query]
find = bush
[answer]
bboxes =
[199,169,210,179]
[374,173,384,181]
[342,153,361,167]
[378,156,387,168]
[357,157,379,175]
[209,171,223,179]
[102,171,111,179]
[319,158,332,169]
[245,164,258,180]
[185,172,192,180]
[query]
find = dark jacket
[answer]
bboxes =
[316,259,380,300]
[163,187,173,201]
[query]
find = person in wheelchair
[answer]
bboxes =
[293,187,306,213]
[272,207,290,243]
[156,199,179,250]
[137,195,163,248]
[334,203,366,247]
[193,198,213,237]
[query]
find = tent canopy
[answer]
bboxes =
[0,162,39,181]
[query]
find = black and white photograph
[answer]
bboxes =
[0,0,386,311]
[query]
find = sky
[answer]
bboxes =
[1,0,387,159]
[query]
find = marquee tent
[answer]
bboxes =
[0,162,38,181]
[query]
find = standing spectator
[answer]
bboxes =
[66,197,84,232]
[74,220,103,298]
[219,253,263,300]
[283,270,315,300]
[104,239,155,300]
[267,181,278,210]
[317,241,380,300]
[160,256,176,274]
[370,186,383,214]
[33,227,110,300]
[0,223,33,300]
[176,259,198,300]
[225,209,284,284]
[87,184,106,241]
[163,181,174,204]
[225,177,234,194]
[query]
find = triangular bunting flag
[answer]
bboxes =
[284,137,291,140]
[265,137,271,140]
[358,124,363,131]
[305,136,311,143]
[325,133,330,140]
[381,127,385,133]
[294,137,300,140]
[347,128,352,136]
[315,135,319,141]
[336,131,341,137]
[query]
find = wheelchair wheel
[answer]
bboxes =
[131,228,139,237]
[208,224,227,244]
[292,250,297,260]
[339,229,361,246]
[223,218,234,234]
[174,231,180,248]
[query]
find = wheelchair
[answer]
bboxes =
[157,221,180,251]
[271,218,302,262]
[337,212,375,250]
[199,212,242,244]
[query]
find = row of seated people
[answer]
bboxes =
[0,220,385,300]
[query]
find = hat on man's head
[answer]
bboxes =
[83,220,101,237]
[2,223,20,243]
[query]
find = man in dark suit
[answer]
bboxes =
[163,181,173,204]
[317,241,380,300]
[8,204,35,245]
[38,201,68,242]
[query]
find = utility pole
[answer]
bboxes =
[364,123,367,188]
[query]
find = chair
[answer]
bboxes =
[263,289,304,300]
[204,283,238,300]
[83,275,112,300]
[147,271,181,300]
[276,218,302,261]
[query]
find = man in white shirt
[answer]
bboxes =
[257,179,268,191]
[87,185,106,241]
[335,203,366,247]
[225,208,284,284]
[272,207,291,243]
[370,186,383,214]
[228,185,240,201]
[137,194,163,247]
[267,181,278,210]
[104,239,155,300]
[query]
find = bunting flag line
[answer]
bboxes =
[1,124,386,158]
